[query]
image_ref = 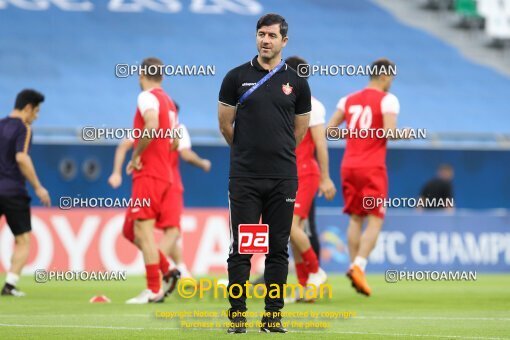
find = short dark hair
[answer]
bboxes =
[141,57,164,82]
[369,58,396,79]
[14,89,45,110]
[285,56,308,78]
[256,13,288,38]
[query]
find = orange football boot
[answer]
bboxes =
[346,265,371,296]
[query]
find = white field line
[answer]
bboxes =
[0,323,507,339]
[1,314,509,321]
[358,316,510,321]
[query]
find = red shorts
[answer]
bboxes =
[126,176,173,228]
[158,188,183,229]
[122,199,180,244]
[341,167,388,219]
[294,174,320,219]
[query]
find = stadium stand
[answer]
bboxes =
[455,0,482,19]
[0,0,509,209]
[423,0,510,42]
[484,2,510,41]
[454,0,484,29]
[1,0,510,135]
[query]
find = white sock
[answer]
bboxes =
[6,272,20,287]
[353,256,368,272]
[176,263,191,278]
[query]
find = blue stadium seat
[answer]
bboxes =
[0,0,509,133]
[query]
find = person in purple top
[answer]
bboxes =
[0,89,51,297]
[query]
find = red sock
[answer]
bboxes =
[145,264,161,293]
[295,262,308,286]
[301,247,319,274]
[159,250,170,274]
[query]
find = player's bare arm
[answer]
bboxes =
[127,109,159,174]
[180,148,211,172]
[294,112,310,145]
[326,108,345,139]
[169,109,179,151]
[109,138,134,188]
[218,102,236,146]
[15,152,50,206]
[383,113,411,140]
[310,124,336,200]
[383,112,397,134]
[171,137,179,151]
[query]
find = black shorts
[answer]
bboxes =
[0,195,32,236]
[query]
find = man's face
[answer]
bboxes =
[256,24,288,60]
[25,104,40,124]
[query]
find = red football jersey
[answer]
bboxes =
[337,88,400,169]
[132,87,176,183]
[296,96,325,178]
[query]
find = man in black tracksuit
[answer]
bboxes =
[218,13,311,334]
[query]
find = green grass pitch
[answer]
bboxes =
[0,274,509,339]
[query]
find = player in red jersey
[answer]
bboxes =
[120,57,179,304]
[108,120,211,281]
[327,58,410,296]
[157,122,211,278]
[286,57,336,297]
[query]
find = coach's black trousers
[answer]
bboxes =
[227,177,298,313]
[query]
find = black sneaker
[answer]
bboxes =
[227,309,247,334]
[260,311,287,333]
[1,283,26,297]
[162,269,181,296]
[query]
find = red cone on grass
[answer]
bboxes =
[89,295,111,303]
